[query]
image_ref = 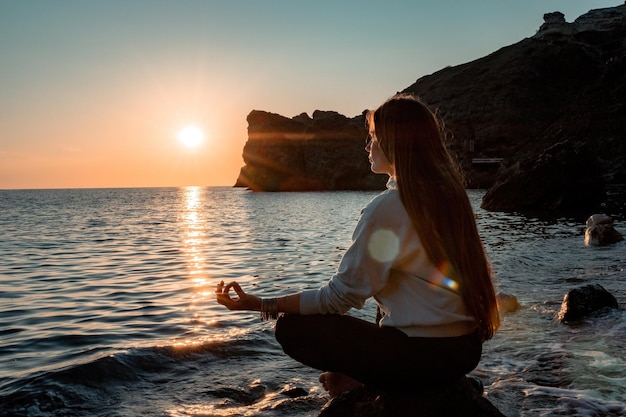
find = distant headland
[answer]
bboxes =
[235,2,626,215]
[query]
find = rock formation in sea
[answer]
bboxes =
[234,110,387,191]
[557,284,620,322]
[496,293,521,314]
[234,3,626,214]
[584,213,625,245]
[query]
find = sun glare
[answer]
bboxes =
[178,125,205,149]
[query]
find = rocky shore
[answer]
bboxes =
[235,3,626,216]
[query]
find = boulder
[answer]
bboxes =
[496,293,521,314]
[318,376,505,417]
[557,284,619,322]
[584,213,624,246]
[480,141,605,213]
[534,12,575,39]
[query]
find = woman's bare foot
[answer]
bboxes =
[319,372,363,398]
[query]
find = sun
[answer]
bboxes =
[178,125,205,149]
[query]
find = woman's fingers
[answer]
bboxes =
[230,282,246,297]
[215,280,234,307]
[215,281,238,297]
[223,282,244,297]
[215,281,244,308]
[216,280,259,312]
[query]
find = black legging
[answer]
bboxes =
[275,313,481,391]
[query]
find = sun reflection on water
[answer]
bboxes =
[178,186,215,343]
[181,186,206,281]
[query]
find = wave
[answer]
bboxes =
[0,338,272,417]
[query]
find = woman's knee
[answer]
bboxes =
[275,314,335,358]
[275,313,300,349]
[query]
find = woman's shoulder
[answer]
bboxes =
[362,188,406,222]
[369,187,400,206]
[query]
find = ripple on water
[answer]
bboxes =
[0,188,624,417]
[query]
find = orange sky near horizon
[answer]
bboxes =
[1,63,252,189]
[1,1,616,190]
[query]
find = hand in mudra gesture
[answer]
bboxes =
[215,280,261,311]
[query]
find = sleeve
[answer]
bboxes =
[299,195,402,315]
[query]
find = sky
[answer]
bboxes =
[0,0,620,189]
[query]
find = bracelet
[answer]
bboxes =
[260,298,279,321]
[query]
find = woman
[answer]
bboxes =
[216,94,499,397]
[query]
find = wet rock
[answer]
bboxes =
[557,284,619,322]
[480,140,605,214]
[522,351,572,388]
[317,376,505,417]
[584,213,624,246]
[280,386,308,398]
[497,293,521,314]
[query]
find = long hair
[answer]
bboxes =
[367,94,499,342]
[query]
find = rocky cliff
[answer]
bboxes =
[235,3,626,214]
[401,2,626,215]
[234,110,387,191]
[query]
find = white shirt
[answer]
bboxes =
[299,178,477,337]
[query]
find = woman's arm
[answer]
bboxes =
[216,280,302,314]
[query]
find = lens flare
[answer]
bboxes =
[367,229,400,263]
[429,261,460,292]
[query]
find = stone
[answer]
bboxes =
[544,11,566,24]
[496,293,521,314]
[584,214,624,246]
[557,284,620,322]
[480,141,605,214]
[317,376,505,417]
[280,386,308,398]
[534,12,575,40]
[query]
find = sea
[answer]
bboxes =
[0,186,624,417]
